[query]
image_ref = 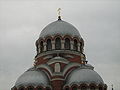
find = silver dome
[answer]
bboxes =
[40,20,81,38]
[66,68,104,85]
[15,67,49,88]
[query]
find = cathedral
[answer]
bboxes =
[12,15,107,90]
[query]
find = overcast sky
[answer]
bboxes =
[0,0,120,90]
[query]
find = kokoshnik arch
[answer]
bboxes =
[12,15,107,90]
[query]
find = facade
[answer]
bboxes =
[12,16,107,90]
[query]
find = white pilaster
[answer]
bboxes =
[78,43,80,52]
[70,41,74,50]
[43,42,47,51]
[52,40,55,50]
[61,40,65,49]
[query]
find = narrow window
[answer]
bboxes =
[55,63,60,72]
[81,86,87,90]
[99,87,102,90]
[90,86,95,90]
[55,37,61,50]
[65,87,69,90]
[19,87,24,90]
[47,39,52,51]
[28,87,34,90]
[46,87,51,90]
[72,86,77,90]
[38,87,42,90]
[65,38,70,50]
[73,39,78,51]
[40,41,44,53]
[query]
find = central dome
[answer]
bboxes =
[40,20,81,38]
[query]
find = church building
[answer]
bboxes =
[12,15,107,90]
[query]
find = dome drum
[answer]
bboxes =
[35,35,84,56]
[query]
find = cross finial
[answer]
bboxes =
[57,8,61,20]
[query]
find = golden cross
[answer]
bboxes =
[57,8,61,16]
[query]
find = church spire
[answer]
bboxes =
[57,8,61,20]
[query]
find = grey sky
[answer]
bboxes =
[0,0,120,90]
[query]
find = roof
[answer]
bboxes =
[15,67,50,88]
[66,68,104,85]
[39,20,81,38]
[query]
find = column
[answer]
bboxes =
[52,40,55,50]
[70,41,74,50]
[61,40,65,49]
[78,43,80,52]
[43,42,47,51]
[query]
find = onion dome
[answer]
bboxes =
[39,20,81,38]
[66,68,104,85]
[15,67,50,88]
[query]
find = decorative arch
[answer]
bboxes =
[71,84,78,90]
[46,39,52,51]
[64,38,70,50]
[89,83,97,90]
[64,86,69,90]
[63,35,72,40]
[55,37,61,50]
[79,84,88,90]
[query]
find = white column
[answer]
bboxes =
[61,40,65,49]
[38,44,40,53]
[78,43,80,52]
[70,41,74,50]
[43,42,47,51]
[52,40,55,50]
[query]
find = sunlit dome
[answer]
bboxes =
[39,20,81,38]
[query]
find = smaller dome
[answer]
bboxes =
[15,67,49,88]
[66,68,104,85]
[40,20,81,38]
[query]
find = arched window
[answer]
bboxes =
[28,87,34,90]
[72,86,77,90]
[64,87,69,90]
[99,87,102,90]
[73,39,78,51]
[38,87,42,90]
[90,86,95,90]
[19,87,24,90]
[55,37,61,50]
[65,87,69,90]
[40,41,44,53]
[46,87,51,90]
[46,39,52,51]
[81,86,87,90]
[55,63,60,72]
[65,38,70,50]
